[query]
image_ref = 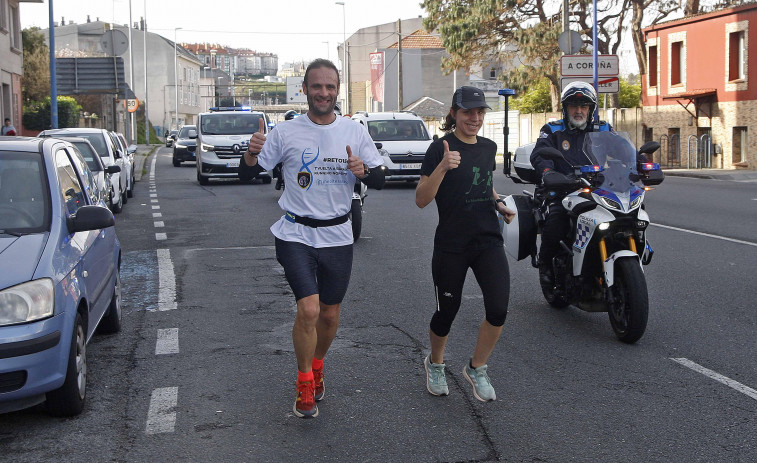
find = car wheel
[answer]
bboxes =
[197,171,209,185]
[98,266,122,334]
[46,312,87,416]
[127,174,134,198]
[111,187,123,213]
[173,158,181,167]
[122,187,128,205]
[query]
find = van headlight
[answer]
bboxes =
[175,142,187,149]
[201,143,215,152]
[0,279,55,326]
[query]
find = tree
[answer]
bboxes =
[511,78,553,113]
[22,28,50,102]
[23,96,82,131]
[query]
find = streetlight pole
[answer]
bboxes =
[335,2,347,114]
[143,0,149,144]
[128,0,135,142]
[174,27,181,130]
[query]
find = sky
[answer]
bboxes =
[20,0,428,69]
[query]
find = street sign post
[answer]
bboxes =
[560,54,619,77]
[560,76,619,94]
[126,98,139,113]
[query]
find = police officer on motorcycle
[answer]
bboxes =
[530,81,611,288]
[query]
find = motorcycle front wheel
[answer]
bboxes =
[350,198,362,241]
[607,258,649,344]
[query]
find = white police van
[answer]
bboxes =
[194,106,272,185]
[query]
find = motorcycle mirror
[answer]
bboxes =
[639,141,661,155]
[641,169,665,186]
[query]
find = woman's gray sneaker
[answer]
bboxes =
[463,363,496,402]
[424,355,449,396]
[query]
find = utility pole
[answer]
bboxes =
[397,19,403,111]
[143,0,149,144]
[49,0,58,129]
[128,0,135,142]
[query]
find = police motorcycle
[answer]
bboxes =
[272,110,371,242]
[502,131,664,343]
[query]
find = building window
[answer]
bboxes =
[9,4,20,49]
[489,68,496,79]
[729,31,746,81]
[671,41,683,85]
[0,0,7,31]
[732,127,747,164]
[648,45,658,87]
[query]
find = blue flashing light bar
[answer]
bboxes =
[640,162,661,171]
[580,165,603,173]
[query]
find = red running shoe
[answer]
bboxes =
[293,379,318,418]
[313,364,325,402]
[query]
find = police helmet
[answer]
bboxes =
[561,81,597,124]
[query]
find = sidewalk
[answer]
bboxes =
[133,144,158,182]
[663,168,757,181]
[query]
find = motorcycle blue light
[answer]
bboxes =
[580,165,603,173]
[641,162,660,171]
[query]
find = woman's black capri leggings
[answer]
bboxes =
[430,245,510,337]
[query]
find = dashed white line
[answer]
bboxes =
[154,221,165,228]
[671,358,757,401]
[145,387,178,434]
[155,233,167,241]
[156,328,179,355]
[153,212,162,218]
[651,223,757,247]
[156,248,177,311]
[152,205,160,210]
[150,193,157,198]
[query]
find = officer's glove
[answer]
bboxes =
[541,168,570,187]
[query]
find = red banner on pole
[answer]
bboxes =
[369,52,385,103]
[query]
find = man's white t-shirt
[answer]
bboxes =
[257,114,383,248]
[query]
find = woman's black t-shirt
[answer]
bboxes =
[421,132,503,252]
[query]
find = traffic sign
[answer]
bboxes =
[560,54,619,77]
[561,76,619,94]
[558,31,582,54]
[126,98,139,113]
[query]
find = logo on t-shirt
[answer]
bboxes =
[298,147,319,189]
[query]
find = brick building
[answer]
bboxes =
[642,3,757,170]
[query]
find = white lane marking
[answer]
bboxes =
[152,205,160,210]
[155,233,167,241]
[671,358,757,401]
[156,328,179,355]
[150,193,157,198]
[651,223,757,247]
[145,387,178,434]
[150,155,157,179]
[151,199,159,203]
[154,221,165,228]
[153,212,162,218]
[157,248,177,311]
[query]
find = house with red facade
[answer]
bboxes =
[642,3,757,170]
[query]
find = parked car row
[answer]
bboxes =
[37,128,137,214]
[0,135,122,416]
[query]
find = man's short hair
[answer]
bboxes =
[304,59,339,86]
[4,118,9,123]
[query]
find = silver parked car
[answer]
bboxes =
[38,128,128,213]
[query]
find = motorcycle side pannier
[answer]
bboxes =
[501,194,537,261]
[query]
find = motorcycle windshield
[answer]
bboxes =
[582,131,638,194]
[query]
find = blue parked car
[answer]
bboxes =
[0,136,122,416]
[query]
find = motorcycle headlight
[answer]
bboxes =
[630,195,643,210]
[201,143,215,152]
[598,222,611,231]
[598,196,622,211]
[0,279,55,326]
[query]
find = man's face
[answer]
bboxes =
[303,66,339,117]
[566,103,590,127]
[4,120,9,126]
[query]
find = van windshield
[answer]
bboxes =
[366,120,430,142]
[201,114,265,135]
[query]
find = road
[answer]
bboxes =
[1,147,755,462]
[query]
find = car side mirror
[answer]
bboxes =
[106,165,121,174]
[67,205,115,232]
[114,149,122,159]
[188,129,197,139]
[433,134,439,141]
[127,144,137,154]
[374,142,383,150]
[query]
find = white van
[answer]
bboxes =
[351,111,433,182]
[194,107,272,185]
